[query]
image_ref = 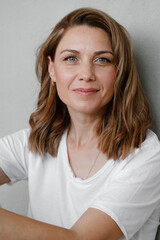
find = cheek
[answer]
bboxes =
[54,67,75,85]
[54,70,73,104]
[100,69,116,90]
[100,71,116,104]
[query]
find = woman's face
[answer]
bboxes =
[48,25,116,117]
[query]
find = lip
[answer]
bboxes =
[73,88,99,96]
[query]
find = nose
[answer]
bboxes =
[78,61,96,82]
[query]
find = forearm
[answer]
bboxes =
[0,168,10,185]
[0,208,78,240]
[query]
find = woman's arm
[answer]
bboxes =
[0,208,123,240]
[0,208,77,240]
[0,169,122,240]
[72,208,123,240]
[0,168,10,185]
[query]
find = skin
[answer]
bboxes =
[49,25,116,179]
[0,168,10,185]
[0,26,123,240]
[49,25,116,118]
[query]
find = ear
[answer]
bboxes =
[48,56,56,82]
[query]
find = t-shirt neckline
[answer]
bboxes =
[62,130,115,184]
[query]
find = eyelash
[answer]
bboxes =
[94,57,111,63]
[64,56,78,62]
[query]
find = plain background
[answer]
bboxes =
[0,0,160,216]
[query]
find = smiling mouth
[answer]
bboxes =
[73,88,99,96]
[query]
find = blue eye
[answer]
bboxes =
[95,57,111,63]
[64,56,78,62]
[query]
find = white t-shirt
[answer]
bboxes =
[0,129,160,240]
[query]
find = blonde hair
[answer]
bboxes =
[29,8,152,159]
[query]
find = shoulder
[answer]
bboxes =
[130,129,160,162]
[0,128,30,150]
[0,128,30,139]
[121,130,160,176]
[142,129,160,149]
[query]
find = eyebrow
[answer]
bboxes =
[60,49,114,55]
[94,50,114,55]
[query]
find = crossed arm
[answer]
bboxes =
[0,168,123,240]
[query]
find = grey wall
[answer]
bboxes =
[0,0,160,215]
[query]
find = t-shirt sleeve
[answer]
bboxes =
[90,134,160,239]
[0,129,30,184]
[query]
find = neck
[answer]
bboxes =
[68,111,102,148]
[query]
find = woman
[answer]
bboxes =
[0,7,160,240]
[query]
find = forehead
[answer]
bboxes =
[56,25,112,52]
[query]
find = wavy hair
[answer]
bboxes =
[28,8,152,159]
